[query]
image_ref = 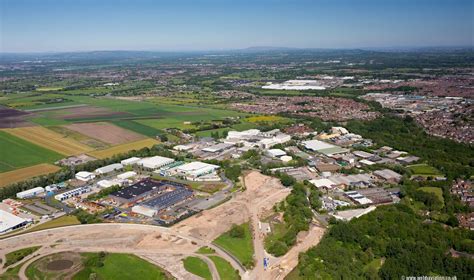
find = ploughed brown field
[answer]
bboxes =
[0,106,33,128]
[64,122,145,145]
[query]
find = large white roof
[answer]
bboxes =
[309,178,335,188]
[0,210,26,233]
[178,161,219,172]
[303,140,336,151]
[138,156,174,168]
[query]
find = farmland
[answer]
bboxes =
[88,138,159,159]
[0,163,60,187]
[0,131,63,172]
[4,126,93,156]
[65,122,145,145]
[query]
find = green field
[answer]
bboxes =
[73,253,170,280]
[408,164,442,176]
[182,256,212,280]
[3,246,41,268]
[0,131,63,172]
[209,256,240,280]
[24,252,170,280]
[213,223,255,269]
[111,120,163,137]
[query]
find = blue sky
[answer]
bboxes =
[1,0,472,52]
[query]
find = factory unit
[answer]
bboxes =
[16,187,45,199]
[120,157,141,166]
[75,171,96,182]
[0,210,29,234]
[117,171,137,180]
[176,161,220,180]
[55,186,90,201]
[95,163,123,175]
[138,156,175,170]
[109,178,168,204]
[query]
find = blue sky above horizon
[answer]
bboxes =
[1,0,473,52]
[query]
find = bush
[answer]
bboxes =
[229,224,245,238]
[268,241,288,257]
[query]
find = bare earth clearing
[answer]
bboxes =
[0,172,325,280]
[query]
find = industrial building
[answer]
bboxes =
[109,178,169,204]
[121,157,141,166]
[138,156,175,169]
[374,169,402,183]
[16,187,45,199]
[55,186,90,201]
[75,171,95,182]
[176,161,220,180]
[0,210,28,234]
[95,163,123,175]
[97,179,124,189]
[303,139,349,156]
[117,171,137,180]
[202,143,234,153]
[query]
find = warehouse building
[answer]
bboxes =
[95,163,123,175]
[75,171,96,182]
[16,187,45,199]
[0,210,28,234]
[303,140,349,156]
[176,161,220,180]
[117,171,137,180]
[55,186,90,201]
[374,169,402,183]
[202,143,234,153]
[109,178,168,204]
[121,157,141,166]
[138,156,175,169]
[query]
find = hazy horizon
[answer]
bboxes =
[1,0,473,53]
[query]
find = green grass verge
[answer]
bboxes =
[182,256,212,280]
[196,247,216,255]
[209,256,240,280]
[213,223,255,269]
[0,131,63,172]
[3,246,41,268]
[73,253,170,280]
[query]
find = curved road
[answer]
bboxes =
[0,223,244,280]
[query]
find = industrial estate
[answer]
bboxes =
[0,39,473,280]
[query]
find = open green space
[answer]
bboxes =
[73,253,170,280]
[182,256,212,280]
[213,223,255,269]
[111,120,163,137]
[209,256,240,280]
[196,246,216,255]
[3,246,41,268]
[0,261,23,280]
[407,163,442,176]
[0,131,63,172]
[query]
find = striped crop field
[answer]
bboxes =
[88,138,159,159]
[4,126,93,156]
[0,163,60,187]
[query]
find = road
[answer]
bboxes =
[0,171,326,280]
[0,223,242,280]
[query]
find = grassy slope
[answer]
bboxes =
[3,246,41,268]
[0,131,63,172]
[182,256,212,280]
[213,223,255,269]
[73,253,169,280]
[209,256,240,280]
